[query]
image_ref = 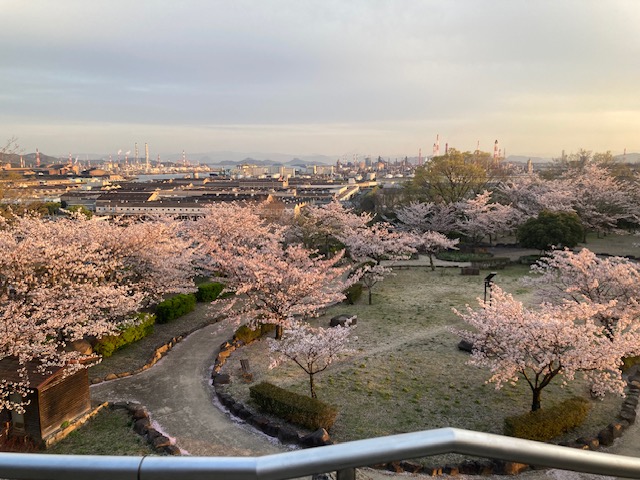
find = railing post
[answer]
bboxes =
[336,467,356,480]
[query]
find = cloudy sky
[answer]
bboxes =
[2,0,639,159]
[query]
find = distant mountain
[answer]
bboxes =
[614,153,640,163]
[163,151,337,165]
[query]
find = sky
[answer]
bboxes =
[1,0,640,160]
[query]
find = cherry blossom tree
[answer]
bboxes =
[291,200,371,255]
[496,173,574,219]
[396,201,457,235]
[0,214,196,412]
[526,248,640,338]
[454,287,630,411]
[338,221,417,304]
[418,231,460,271]
[562,163,633,239]
[455,191,520,246]
[269,319,356,398]
[190,202,355,339]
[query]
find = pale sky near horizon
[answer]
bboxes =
[1,0,639,159]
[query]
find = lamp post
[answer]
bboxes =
[484,272,497,305]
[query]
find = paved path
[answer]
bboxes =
[90,320,285,457]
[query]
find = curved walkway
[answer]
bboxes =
[90,319,285,457]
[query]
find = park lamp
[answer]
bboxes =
[484,272,497,305]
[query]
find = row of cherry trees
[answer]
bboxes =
[0,213,196,412]
[398,161,640,246]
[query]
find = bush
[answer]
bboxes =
[250,382,338,431]
[344,283,363,305]
[504,397,591,441]
[155,293,196,324]
[436,251,494,262]
[622,356,640,372]
[195,282,225,302]
[517,210,584,251]
[233,323,276,344]
[94,313,156,358]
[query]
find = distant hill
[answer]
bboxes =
[614,153,640,163]
[0,152,60,167]
[163,151,336,165]
[505,155,553,164]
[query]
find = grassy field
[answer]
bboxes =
[46,408,155,456]
[221,263,624,465]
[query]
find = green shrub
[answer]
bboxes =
[155,293,196,324]
[622,356,640,372]
[504,397,591,441]
[195,282,225,302]
[233,323,276,344]
[435,251,494,262]
[94,313,156,358]
[344,283,363,305]
[250,382,338,430]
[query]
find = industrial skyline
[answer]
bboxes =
[1,1,639,159]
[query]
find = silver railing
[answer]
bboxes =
[2,427,640,480]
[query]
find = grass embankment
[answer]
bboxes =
[46,409,154,456]
[221,264,623,465]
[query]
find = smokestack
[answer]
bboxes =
[493,140,499,160]
[436,134,440,156]
[445,143,448,155]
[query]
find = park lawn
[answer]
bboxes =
[46,408,155,456]
[221,264,623,466]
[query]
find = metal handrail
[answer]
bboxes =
[2,427,640,480]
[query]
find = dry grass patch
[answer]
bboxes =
[221,265,624,465]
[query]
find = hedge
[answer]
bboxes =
[344,283,363,305]
[234,323,276,344]
[504,397,591,442]
[94,313,156,358]
[195,282,225,302]
[250,382,338,431]
[155,293,197,324]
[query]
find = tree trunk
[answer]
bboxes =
[309,373,316,398]
[275,324,283,340]
[531,388,542,412]
[429,254,435,272]
[368,288,372,305]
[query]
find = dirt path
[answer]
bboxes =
[90,319,285,457]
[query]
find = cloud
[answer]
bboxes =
[1,0,639,156]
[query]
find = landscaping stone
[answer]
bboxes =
[300,428,331,447]
[236,407,253,420]
[277,426,300,444]
[134,418,151,435]
[397,460,422,473]
[497,461,529,475]
[104,373,118,381]
[248,415,269,431]
[598,427,615,446]
[329,315,356,327]
[261,422,280,437]
[146,428,163,440]
[164,445,181,456]
[213,374,231,386]
[576,437,599,450]
[132,407,148,420]
[457,339,473,353]
[152,435,172,449]
[611,422,626,438]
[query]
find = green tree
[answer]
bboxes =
[516,211,584,252]
[406,149,504,203]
